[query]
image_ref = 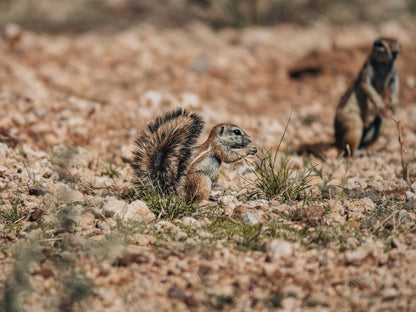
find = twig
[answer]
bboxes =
[390,116,409,184]
[373,206,399,234]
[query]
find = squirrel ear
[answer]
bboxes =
[219,126,225,136]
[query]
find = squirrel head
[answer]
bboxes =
[210,123,252,148]
[372,37,401,64]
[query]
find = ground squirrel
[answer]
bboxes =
[298,38,401,159]
[335,37,401,156]
[132,108,257,201]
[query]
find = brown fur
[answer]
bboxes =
[132,108,204,195]
[184,123,257,200]
[132,110,257,201]
[335,37,401,156]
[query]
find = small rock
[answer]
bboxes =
[55,183,84,204]
[382,287,400,300]
[245,199,269,209]
[243,212,261,225]
[411,182,416,193]
[29,184,47,196]
[126,128,137,139]
[181,217,201,228]
[121,200,155,222]
[398,210,414,228]
[402,200,415,211]
[130,234,156,246]
[96,220,111,231]
[198,231,213,239]
[282,297,302,311]
[378,253,388,266]
[282,284,304,298]
[306,205,324,226]
[345,248,371,266]
[405,191,415,200]
[155,221,177,233]
[29,208,44,222]
[218,195,237,206]
[406,75,415,88]
[5,23,22,42]
[181,92,200,109]
[168,284,197,307]
[206,285,234,309]
[346,177,367,189]
[102,198,127,218]
[175,231,188,241]
[86,196,105,209]
[107,218,117,228]
[120,145,133,162]
[190,54,210,75]
[34,108,46,117]
[266,239,294,262]
[0,143,9,157]
[84,176,112,190]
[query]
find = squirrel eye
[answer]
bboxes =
[233,129,241,135]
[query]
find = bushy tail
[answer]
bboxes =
[132,108,204,195]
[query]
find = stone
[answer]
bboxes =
[29,184,48,196]
[175,231,188,241]
[155,221,177,233]
[120,145,133,162]
[243,212,261,225]
[121,200,155,222]
[267,239,294,261]
[405,191,416,200]
[218,195,237,206]
[0,143,9,157]
[181,217,201,228]
[96,220,111,231]
[383,287,400,300]
[102,197,127,218]
[55,183,84,204]
[345,248,371,266]
[198,231,213,239]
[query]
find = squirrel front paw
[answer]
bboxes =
[246,146,257,156]
[390,100,399,113]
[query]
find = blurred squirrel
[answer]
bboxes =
[132,108,257,201]
[299,37,401,158]
[334,37,400,156]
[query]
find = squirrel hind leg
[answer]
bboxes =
[359,116,382,148]
[184,173,211,201]
[335,113,363,157]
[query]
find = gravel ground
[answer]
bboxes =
[0,21,416,311]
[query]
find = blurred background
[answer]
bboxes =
[0,0,415,32]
